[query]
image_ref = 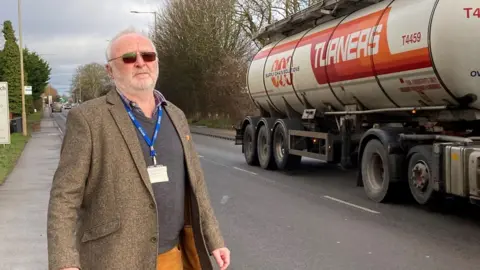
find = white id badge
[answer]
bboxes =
[147,165,169,183]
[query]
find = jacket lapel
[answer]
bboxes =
[106,90,154,198]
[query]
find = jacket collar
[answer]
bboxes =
[106,88,167,107]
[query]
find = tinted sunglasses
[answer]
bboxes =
[109,51,157,64]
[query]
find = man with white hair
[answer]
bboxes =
[47,28,231,270]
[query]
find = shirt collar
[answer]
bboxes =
[116,89,167,113]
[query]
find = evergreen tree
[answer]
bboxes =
[1,21,23,115]
[0,48,4,81]
[24,48,51,101]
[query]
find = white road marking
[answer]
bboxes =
[233,166,258,175]
[57,127,63,135]
[323,195,381,214]
[198,155,204,158]
[200,155,380,215]
[201,157,229,168]
[200,156,276,184]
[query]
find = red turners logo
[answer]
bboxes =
[265,56,300,88]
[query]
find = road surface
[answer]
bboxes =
[53,110,480,270]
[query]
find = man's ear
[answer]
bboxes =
[105,64,113,78]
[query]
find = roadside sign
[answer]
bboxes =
[24,86,32,95]
[0,82,10,144]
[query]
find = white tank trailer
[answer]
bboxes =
[235,0,480,205]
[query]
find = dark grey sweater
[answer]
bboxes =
[131,106,185,254]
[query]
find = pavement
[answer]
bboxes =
[3,110,480,270]
[0,110,62,269]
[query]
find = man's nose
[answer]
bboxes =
[134,53,146,67]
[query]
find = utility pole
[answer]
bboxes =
[18,0,27,136]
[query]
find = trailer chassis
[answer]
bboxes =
[235,108,480,206]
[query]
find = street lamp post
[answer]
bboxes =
[130,10,157,40]
[18,0,27,136]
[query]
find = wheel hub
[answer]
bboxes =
[275,134,285,160]
[411,161,430,191]
[367,153,384,190]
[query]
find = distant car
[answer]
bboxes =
[52,102,62,113]
[63,103,72,109]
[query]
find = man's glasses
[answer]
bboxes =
[108,51,157,64]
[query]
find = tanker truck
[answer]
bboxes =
[234,0,480,205]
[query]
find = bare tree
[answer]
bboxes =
[235,0,324,46]
[70,63,113,102]
[151,0,322,124]
[154,0,255,121]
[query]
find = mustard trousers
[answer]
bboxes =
[156,245,183,270]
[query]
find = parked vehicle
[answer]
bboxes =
[235,0,480,206]
[52,102,62,113]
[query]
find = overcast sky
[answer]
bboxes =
[0,0,161,95]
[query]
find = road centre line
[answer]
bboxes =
[323,195,381,214]
[199,156,258,176]
[199,155,380,215]
[200,157,230,168]
[233,166,258,175]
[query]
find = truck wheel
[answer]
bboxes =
[407,146,436,205]
[243,124,259,166]
[361,139,394,203]
[257,125,276,170]
[273,123,301,170]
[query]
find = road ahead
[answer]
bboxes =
[53,110,480,270]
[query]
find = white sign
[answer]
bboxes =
[0,82,10,144]
[24,86,32,95]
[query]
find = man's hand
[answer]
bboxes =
[212,247,231,270]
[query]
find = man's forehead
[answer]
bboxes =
[112,34,153,53]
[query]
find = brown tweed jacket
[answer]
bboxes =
[47,89,224,270]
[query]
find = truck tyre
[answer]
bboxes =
[407,145,436,205]
[257,125,276,170]
[361,139,396,203]
[272,123,301,170]
[243,124,259,166]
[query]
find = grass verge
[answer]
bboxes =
[188,118,235,129]
[0,111,43,185]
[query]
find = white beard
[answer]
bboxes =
[113,72,157,94]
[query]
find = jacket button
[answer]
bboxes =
[149,203,155,209]
[151,237,157,243]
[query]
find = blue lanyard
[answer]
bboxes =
[122,101,163,166]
